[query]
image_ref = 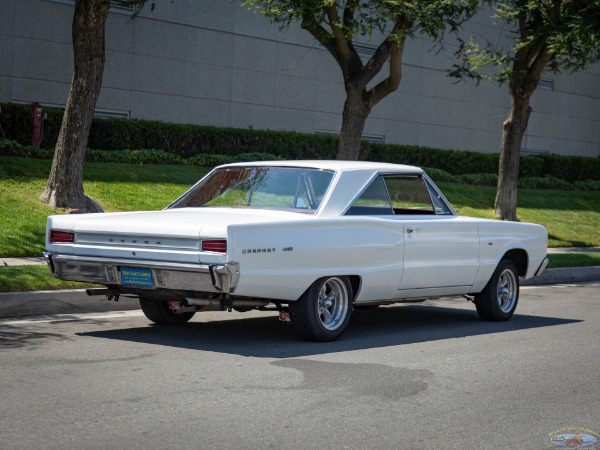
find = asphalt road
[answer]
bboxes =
[1,282,599,449]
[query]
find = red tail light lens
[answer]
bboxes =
[202,239,227,253]
[50,230,75,243]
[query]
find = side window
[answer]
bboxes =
[345,175,393,215]
[345,174,442,216]
[424,178,452,215]
[384,176,435,215]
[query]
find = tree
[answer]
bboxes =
[40,0,151,212]
[243,0,480,161]
[452,0,600,221]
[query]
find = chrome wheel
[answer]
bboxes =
[475,259,519,322]
[316,277,349,331]
[497,268,517,313]
[289,276,353,341]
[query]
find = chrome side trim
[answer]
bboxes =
[535,257,549,277]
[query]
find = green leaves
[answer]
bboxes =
[453,0,600,84]
[243,0,481,42]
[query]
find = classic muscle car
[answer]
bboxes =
[44,161,548,341]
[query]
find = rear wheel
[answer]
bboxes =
[139,298,195,324]
[475,259,519,321]
[289,276,353,341]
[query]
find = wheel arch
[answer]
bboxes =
[347,275,361,302]
[501,248,528,277]
[295,275,362,302]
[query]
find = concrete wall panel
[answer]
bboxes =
[0,0,597,158]
[131,91,184,123]
[231,68,276,107]
[230,103,274,131]
[184,97,231,128]
[184,62,232,102]
[14,0,71,44]
[132,54,186,96]
[186,27,235,66]
[11,78,70,105]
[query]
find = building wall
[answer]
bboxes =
[0,0,598,157]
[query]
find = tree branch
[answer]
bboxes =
[353,16,412,89]
[326,4,353,60]
[343,0,360,27]
[301,14,342,65]
[522,43,553,97]
[367,40,405,107]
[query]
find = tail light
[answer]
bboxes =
[50,230,75,243]
[202,239,227,253]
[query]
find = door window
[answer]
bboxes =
[346,174,437,216]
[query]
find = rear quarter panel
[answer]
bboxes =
[228,218,404,301]
[474,220,547,292]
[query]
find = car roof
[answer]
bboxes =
[218,160,423,173]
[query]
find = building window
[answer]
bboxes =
[314,129,385,144]
[94,109,130,120]
[539,79,554,90]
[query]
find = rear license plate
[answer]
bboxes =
[121,267,153,288]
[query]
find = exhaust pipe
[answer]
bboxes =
[86,288,111,296]
[185,297,269,309]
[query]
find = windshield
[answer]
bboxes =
[169,166,335,213]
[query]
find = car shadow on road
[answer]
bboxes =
[78,302,581,358]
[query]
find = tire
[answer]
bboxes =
[475,259,519,321]
[139,298,195,325]
[289,276,353,341]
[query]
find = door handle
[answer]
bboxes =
[407,227,416,234]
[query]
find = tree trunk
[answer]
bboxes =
[39,0,109,213]
[337,89,371,160]
[494,92,532,221]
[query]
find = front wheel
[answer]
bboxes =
[475,259,519,321]
[139,298,195,325]
[289,276,353,341]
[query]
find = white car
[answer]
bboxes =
[45,161,548,341]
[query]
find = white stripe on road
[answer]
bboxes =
[521,281,600,290]
[1,310,144,326]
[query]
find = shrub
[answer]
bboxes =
[458,172,498,187]
[1,102,597,181]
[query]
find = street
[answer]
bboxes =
[1,282,599,449]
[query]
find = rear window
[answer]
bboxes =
[169,166,334,213]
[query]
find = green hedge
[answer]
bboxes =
[2,139,598,191]
[1,102,598,182]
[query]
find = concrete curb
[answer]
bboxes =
[0,289,139,318]
[1,267,598,319]
[521,265,600,286]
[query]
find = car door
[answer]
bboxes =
[380,174,480,290]
[399,216,479,289]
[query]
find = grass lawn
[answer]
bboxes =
[438,182,600,248]
[0,156,599,259]
[0,157,209,257]
[546,252,600,268]
[0,265,101,292]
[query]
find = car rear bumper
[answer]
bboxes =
[44,253,239,294]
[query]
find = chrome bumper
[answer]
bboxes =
[535,257,549,277]
[44,253,239,293]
